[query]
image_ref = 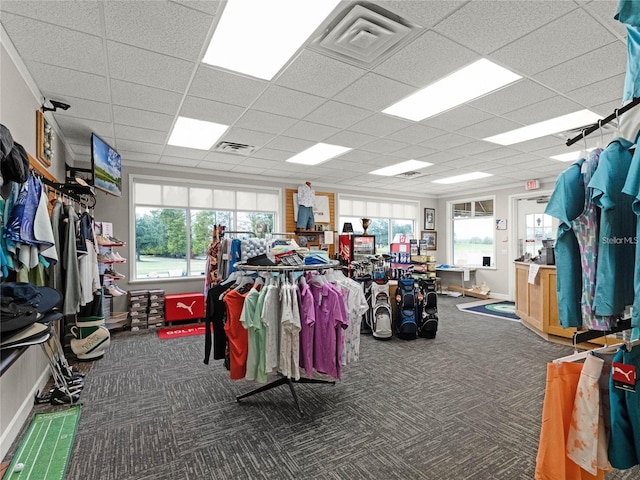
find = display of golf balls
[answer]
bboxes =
[240,239,267,261]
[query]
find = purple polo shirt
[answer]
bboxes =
[310,282,348,379]
[297,282,316,378]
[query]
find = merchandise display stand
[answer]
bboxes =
[233,260,340,414]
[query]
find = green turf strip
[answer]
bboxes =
[6,406,81,480]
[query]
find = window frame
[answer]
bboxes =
[447,195,497,268]
[129,174,281,282]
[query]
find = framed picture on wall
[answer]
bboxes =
[421,231,437,250]
[35,110,53,167]
[424,208,435,230]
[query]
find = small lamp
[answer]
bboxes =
[342,222,353,234]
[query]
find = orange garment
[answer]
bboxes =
[223,289,249,380]
[535,362,605,480]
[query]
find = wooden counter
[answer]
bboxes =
[515,262,625,347]
[514,262,576,340]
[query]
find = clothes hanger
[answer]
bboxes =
[553,334,620,365]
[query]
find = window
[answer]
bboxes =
[338,196,419,254]
[131,176,278,280]
[523,213,554,257]
[450,197,495,267]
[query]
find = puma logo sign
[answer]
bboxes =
[613,366,635,383]
[177,301,196,316]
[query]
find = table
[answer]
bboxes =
[436,267,477,296]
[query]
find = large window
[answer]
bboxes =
[131,177,278,280]
[338,196,418,254]
[451,197,495,267]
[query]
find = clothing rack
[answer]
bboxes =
[565,96,640,147]
[572,318,632,345]
[232,260,340,414]
[38,175,96,209]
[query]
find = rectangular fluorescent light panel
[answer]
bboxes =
[168,117,228,150]
[286,143,351,166]
[202,0,341,80]
[550,148,595,162]
[382,59,521,121]
[433,172,493,184]
[370,159,432,176]
[484,109,602,145]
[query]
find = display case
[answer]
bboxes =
[338,234,375,262]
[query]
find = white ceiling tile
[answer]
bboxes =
[510,135,568,152]
[566,74,626,108]
[503,96,585,125]
[230,164,267,175]
[103,1,213,60]
[447,141,503,157]
[324,130,378,149]
[251,148,292,161]
[120,150,161,164]
[490,152,542,165]
[0,0,102,34]
[265,136,314,153]
[201,151,244,165]
[115,139,164,155]
[112,106,173,131]
[456,117,524,139]
[236,158,283,170]
[469,80,557,116]
[51,97,112,124]
[422,105,494,131]
[417,150,462,164]
[421,133,474,151]
[534,42,626,93]
[110,80,183,115]
[391,145,438,159]
[197,161,235,172]
[54,116,112,144]
[490,9,616,75]
[235,110,297,135]
[114,124,167,144]
[68,143,91,156]
[591,99,625,117]
[350,114,413,137]
[375,1,465,29]
[337,150,379,163]
[162,145,208,160]
[252,85,325,119]
[159,155,200,168]
[582,0,628,39]
[282,121,341,142]
[171,1,223,16]
[335,73,415,111]
[386,124,446,143]
[179,96,244,126]
[374,31,479,88]
[469,147,524,162]
[305,101,372,128]
[188,66,267,107]
[360,138,408,154]
[27,62,109,102]
[441,157,484,170]
[107,41,194,92]
[2,14,105,75]
[276,50,366,97]
[434,0,577,54]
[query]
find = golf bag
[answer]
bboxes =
[355,275,373,334]
[395,277,417,340]
[417,279,438,339]
[371,279,392,340]
[70,289,111,360]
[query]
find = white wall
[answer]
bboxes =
[0,41,53,461]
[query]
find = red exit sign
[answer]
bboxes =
[525,179,540,190]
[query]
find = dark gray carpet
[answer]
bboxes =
[6,296,640,479]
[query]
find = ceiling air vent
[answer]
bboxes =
[398,171,422,178]
[310,3,420,68]
[214,141,255,156]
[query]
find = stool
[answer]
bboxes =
[435,277,442,294]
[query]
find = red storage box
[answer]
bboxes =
[164,293,205,322]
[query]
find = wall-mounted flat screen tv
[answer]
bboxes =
[91,133,122,197]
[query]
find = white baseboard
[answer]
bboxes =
[489,292,511,301]
[0,365,50,460]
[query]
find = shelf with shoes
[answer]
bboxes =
[95,222,129,330]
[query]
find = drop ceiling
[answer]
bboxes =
[0,0,630,197]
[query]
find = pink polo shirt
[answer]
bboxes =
[310,283,348,379]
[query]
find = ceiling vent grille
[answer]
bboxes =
[398,171,422,178]
[310,3,420,68]
[214,141,255,156]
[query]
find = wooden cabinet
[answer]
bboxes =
[515,262,576,340]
